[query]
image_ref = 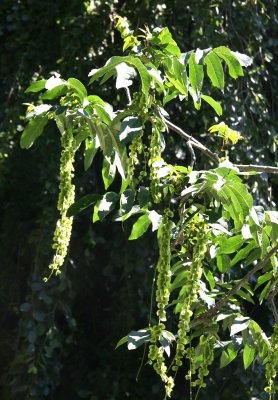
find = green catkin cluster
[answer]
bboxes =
[149,122,163,203]
[265,324,278,398]
[186,335,216,390]
[127,130,144,185]
[173,220,208,371]
[148,340,174,398]
[47,127,76,277]
[148,211,174,398]
[156,211,173,322]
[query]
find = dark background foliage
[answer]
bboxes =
[0,1,277,399]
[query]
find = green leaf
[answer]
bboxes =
[102,155,116,190]
[204,268,215,290]
[45,76,66,90]
[216,254,231,273]
[166,74,187,96]
[26,104,52,119]
[129,214,151,240]
[84,136,99,171]
[214,46,244,79]
[89,56,150,96]
[67,194,102,217]
[170,270,189,292]
[218,235,245,255]
[254,272,273,290]
[115,335,128,349]
[127,329,151,350]
[94,192,120,222]
[230,317,250,336]
[201,95,222,116]
[220,343,238,368]
[93,105,112,125]
[20,115,48,149]
[25,79,46,93]
[84,95,106,107]
[88,120,128,179]
[41,85,67,100]
[259,281,271,303]
[68,78,87,101]
[231,51,253,67]
[137,186,150,208]
[119,116,142,144]
[230,241,258,266]
[265,211,278,242]
[189,52,204,99]
[120,189,135,216]
[204,52,224,89]
[243,342,256,369]
[115,62,136,89]
[148,210,162,232]
[74,130,90,148]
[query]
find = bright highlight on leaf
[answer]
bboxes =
[208,122,243,145]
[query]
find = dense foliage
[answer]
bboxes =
[0,1,277,400]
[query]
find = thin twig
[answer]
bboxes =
[161,116,220,165]
[157,111,278,174]
[187,140,196,168]
[235,164,278,174]
[125,87,132,106]
[192,243,278,326]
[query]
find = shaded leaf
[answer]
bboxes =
[220,343,238,368]
[94,192,120,222]
[230,317,250,336]
[127,329,151,350]
[20,115,48,149]
[119,116,142,144]
[67,194,102,217]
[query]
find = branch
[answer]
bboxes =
[235,164,278,174]
[193,243,278,326]
[158,112,220,165]
[158,112,278,174]
[266,285,278,325]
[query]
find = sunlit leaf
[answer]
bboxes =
[201,94,222,116]
[129,213,151,240]
[204,52,224,89]
[243,342,256,369]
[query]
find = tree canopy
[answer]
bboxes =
[0,2,277,400]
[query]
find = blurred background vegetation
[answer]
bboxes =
[0,1,277,399]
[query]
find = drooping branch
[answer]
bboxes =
[192,243,278,326]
